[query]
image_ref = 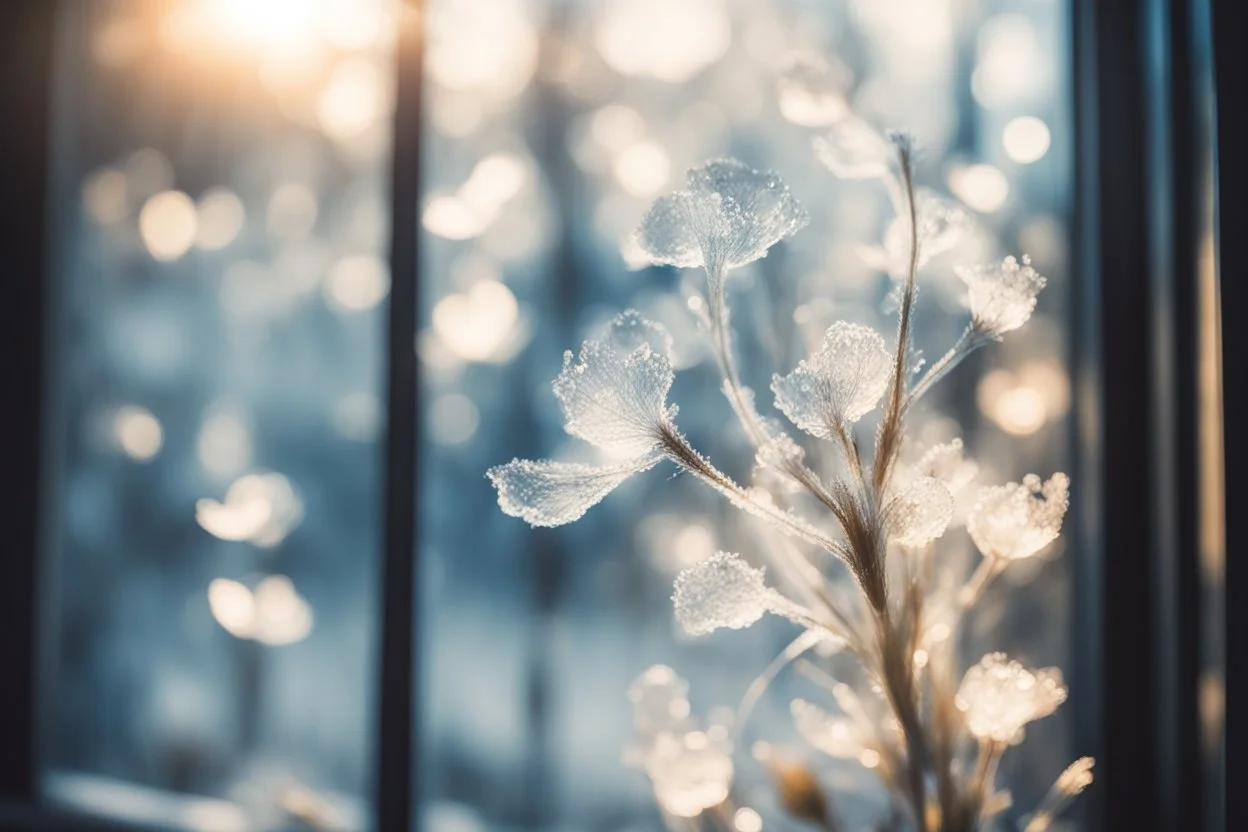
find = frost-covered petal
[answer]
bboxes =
[967,473,1070,560]
[634,192,704,268]
[673,552,772,635]
[553,310,677,457]
[791,699,865,759]
[777,53,851,127]
[813,116,893,179]
[917,438,979,495]
[861,190,972,277]
[956,254,1047,337]
[633,159,809,272]
[956,653,1068,744]
[888,476,954,548]
[771,322,893,438]
[487,456,659,527]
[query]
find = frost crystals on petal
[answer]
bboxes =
[888,476,955,548]
[956,254,1047,338]
[487,456,660,527]
[553,310,677,457]
[633,158,809,273]
[917,438,979,495]
[772,321,893,438]
[967,472,1070,560]
[813,116,893,179]
[956,653,1068,745]
[673,552,772,636]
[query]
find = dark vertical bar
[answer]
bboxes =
[0,0,57,804]
[1211,1,1247,828]
[377,4,422,832]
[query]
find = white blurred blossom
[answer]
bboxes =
[956,653,1067,744]
[812,116,893,179]
[777,54,851,127]
[633,159,809,274]
[956,255,1047,337]
[887,476,954,548]
[967,473,1070,560]
[916,438,979,495]
[771,322,892,437]
[859,190,971,277]
[791,699,867,760]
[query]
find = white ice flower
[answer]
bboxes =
[791,699,867,760]
[956,653,1068,744]
[487,456,661,527]
[771,321,893,438]
[956,254,1047,337]
[967,473,1070,560]
[813,116,893,179]
[633,158,809,274]
[673,552,772,635]
[916,438,979,495]
[887,476,955,548]
[859,190,971,277]
[553,310,677,458]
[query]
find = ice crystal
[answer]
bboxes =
[633,158,809,273]
[956,255,1047,338]
[646,731,734,817]
[967,473,1070,560]
[812,116,893,179]
[628,664,691,737]
[791,699,866,760]
[777,54,850,127]
[859,190,971,277]
[917,438,979,495]
[888,476,955,548]
[553,310,677,457]
[487,456,661,527]
[673,552,772,636]
[771,322,893,438]
[956,653,1068,744]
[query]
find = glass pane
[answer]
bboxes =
[40,2,398,828]
[420,0,1082,829]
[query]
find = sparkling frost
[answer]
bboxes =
[813,116,893,179]
[772,322,893,438]
[646,731,734,817]
[956,653,1068,744]
[553,310,677,457]
[967,473,1070,560]
[633,158,809,273]
[673,552,772,635]
[917,438,979,495]
[888,476,955,548]
[956,255,1047,337]
[487,456,660,527]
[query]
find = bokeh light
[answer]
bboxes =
[139,190,198,262]
[1003,116,1052,164]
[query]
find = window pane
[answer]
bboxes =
[40,2,397,828]
[419,0,1081,829]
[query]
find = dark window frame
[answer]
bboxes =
[0,0,1239,829]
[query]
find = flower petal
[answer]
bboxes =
[772,321,892,438]
[487,455,660,527]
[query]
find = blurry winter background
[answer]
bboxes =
[39,0,1077,830]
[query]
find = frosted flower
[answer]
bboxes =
[552,310,677,458]
[771,322,893,438]
[956,255,1047,338]
[956,653,1067,744]
[917,438,979,495]
[813,116,893,179]
[967,473,1070,560]
[791,699,866,760]
[628,664,691,737]
[487,456,661,527]
[887,476,955,548]
[633,158,809,273]
[646,731,734,817]
[673,552,772,635]
[859,190,971,277]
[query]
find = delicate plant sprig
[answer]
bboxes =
[488,114,1088,830]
